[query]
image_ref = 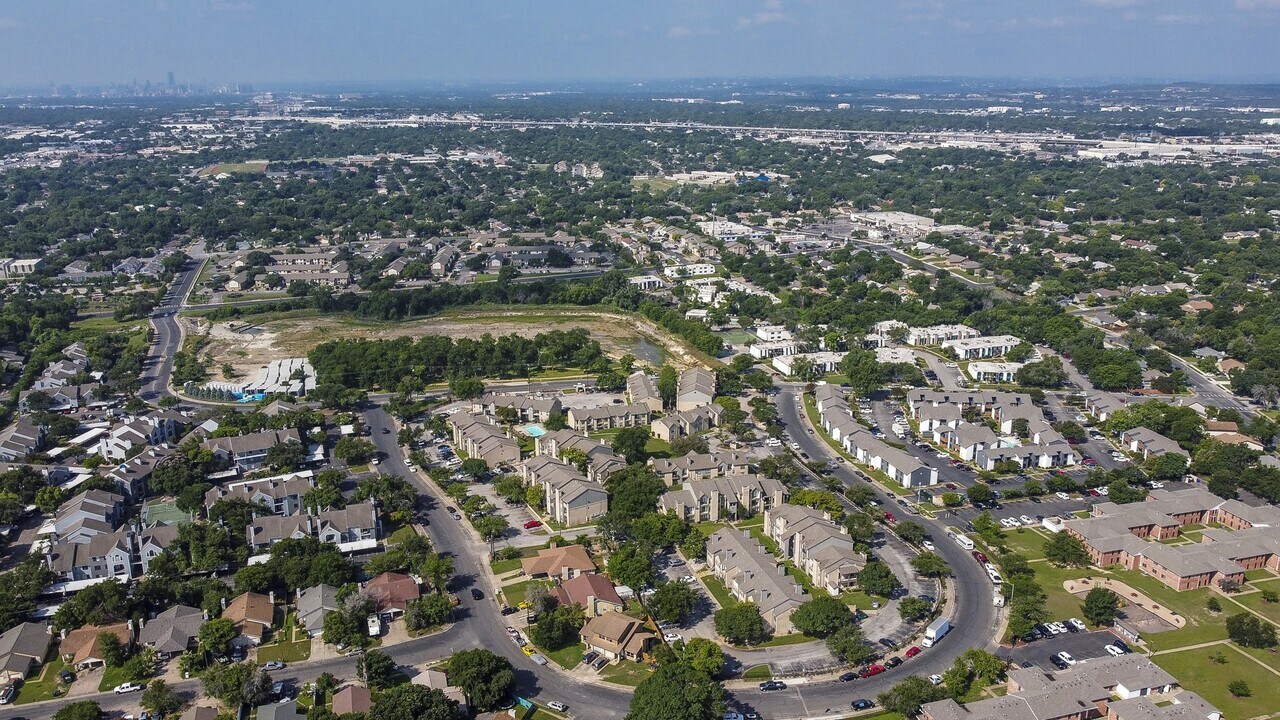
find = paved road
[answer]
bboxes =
[140,261,202,402]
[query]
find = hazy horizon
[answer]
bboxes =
[2,0,1279,90]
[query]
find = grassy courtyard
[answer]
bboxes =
[1153,645,1280,720]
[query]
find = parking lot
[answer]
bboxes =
[1000,628,1128,671]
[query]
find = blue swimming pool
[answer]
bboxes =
[523,425,546,437]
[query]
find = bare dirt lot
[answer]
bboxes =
[186,307,705,380]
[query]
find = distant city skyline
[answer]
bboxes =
[1,0,1279,90]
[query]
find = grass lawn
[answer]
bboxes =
[840,589,882,611]
[694,521,728,536]
[72,315,148,334]
[1028,563,1092,623]
[734,516,765,529]
[387,523,419,545]
[491,557,524,575]
[258,613,312,663]
[749,633,817,649]
[501,579,551,608]
[538,642,584,670]
[97,664,135,692]
[1234,643,1280,673]
[14,656,68,704]
[1102,569,1227,651]
[741,664,772,680]
[598,661,655,687]
[1001,529,1049,560]
[1245,568,1278,582]
[1227,590,1280,627]
[699,574,736,609]
[1153,645,1280,719]
[645,437,672,458]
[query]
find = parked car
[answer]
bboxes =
[1057,651,1077,666]
[905,646,921,658]
[1104,645,1127,656]
[839,671,859,682]
[1068,618,1087,632]
[114,682,144,694]
[547,701,568,712]
[972,550,988,563]
[852,699,875,710]
[0,685,16,705]
[928,674,943,686]
[1055,491,1071,500]
[759,680,787,692]
[471,588,484,600]
[523,520,543,529]
[859,665,885,678]
[884,656,904,668]
[261,661,286,671]
[663,633,683,643]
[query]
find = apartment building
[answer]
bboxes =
[676,367,716,412]
[659,474,788,523]
[906,324,979,347]
[624,372,663,413]
[649,450,751,485]
[566,403,652,432]
[475,393,562,423]
[519,455,608,527]
[705,528,808,634]
[205,471,316,517]
[446,412,521,467]
[942,335,1023,360]
[651,404,724,442]
[201,428,303,471]
[1119,428,1190,461]
[764,505,867,596]
[245,501,379,553]
[534,429,628,483]
[1065,487,1280,591]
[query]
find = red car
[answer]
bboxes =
[1086,489,1100,497]
[945,483,958,490]
[905,646,921,658]
[522,520,543,529]
[972,550,988,563]
[883,512,897,523]
[860,664,886,678]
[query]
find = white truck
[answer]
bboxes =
[921,617,951,648]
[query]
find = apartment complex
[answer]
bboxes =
[446,412,520,467]
[764,505,867,596]
[519,455,608,527]
[705,528,808,634]
[659,474,788,523]
[676,367,716,411]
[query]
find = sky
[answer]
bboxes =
[2,0,1279,89]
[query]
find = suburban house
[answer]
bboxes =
[411,669,468,712]
[446,413,521,467]
[18,383,99,414]
[46,528,135,583]
[625,372,663,413]
[61,622,133,669]
[520,544,597,580]
[651,404,723,442]
[675,367,716,411]
[476,393,562,423]
[658,474,789,523]
[224,592,275,646]
[566,404,652,432]
[520,456,608,527]
[705,528,807,634]
[364,572,421,616]
[0,622,51,685]
[332,686,373,715]
[138,605,204,658]
[1064,487,1280,591]
[202,428,303,471]
[580,611,656,662]
[296,584,341,637]
[764,505,867,596]
[649,451,751,485]
[550,573,625,617]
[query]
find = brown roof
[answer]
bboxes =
[61,622,131,665]
[580,611,653,655]
[223,592,275,633]
[1205,419,1239,433]
[332,686,372,715]
[365,572,421,611]
[520,544,597,577]
[551,573,623,609]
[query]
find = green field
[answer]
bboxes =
[598,660,655,687]
[741,664,772,680]
[143,499,192,526]
[1001,529,1049,560]
[1153,645,1280,720]
[14,656,68,704]
[699,574,736,609]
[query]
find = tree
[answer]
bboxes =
[649,581,698,623]
[877,676,948,716]
[791,596,852,638]
[911,552,951,578]
[544,412,568,431]
[681,527,708,560]
[448,376,485,400]
[826,625,874,664]
[672,638,725,677]
[898,597,933,622]
[1044,532,1090,566]
[713,602,769,645]
[472,514,509,541]
[202,662,273,708]
[369,684,467,720]
[406,594,453,630]
[859,561,902,597]
[657,366,678,409]
[198,617,236,654]
[612,426,652,464]
[141,679,186,717]
[1107,479,1147,504]
[895,521,927,544]
[54,702,103,720]
[315,672,339,698]
[962,649,1008,684]
[608,544,657,590]
[90,630,126,668]
[357,648,397,689]
[1207,596,1222,613]
[446,649,515,712]
[530,604,585,650]
[1228,680,1252,697]
[967,483,995,505]
[1082,588,1121,626]
[525,484,544,510]
[265,441,306,471]
[1227,613,1278,648]
[333,437,377,465]
[494,474,525,503]
[459,458,488,478]
[943,656,973,698]
[1146,452,1189,480]
[627,660,726,720]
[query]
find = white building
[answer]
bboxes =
[942,335,1023,360]
[906,324,980,347]
[773,352,845,377]
[696,220,767,242]
[968,361,1025,383]
[664,263,717,279]
[754,325,794,343]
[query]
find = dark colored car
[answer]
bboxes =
[759,680,787,692]
[1050,655,1069,670]
[972,550,988,563]
[884,656,904,668]
[839,672,859,682]
[852,699,875,710]
[878,638,898,650]
[470,588,484,600]
[501,605,519,615]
